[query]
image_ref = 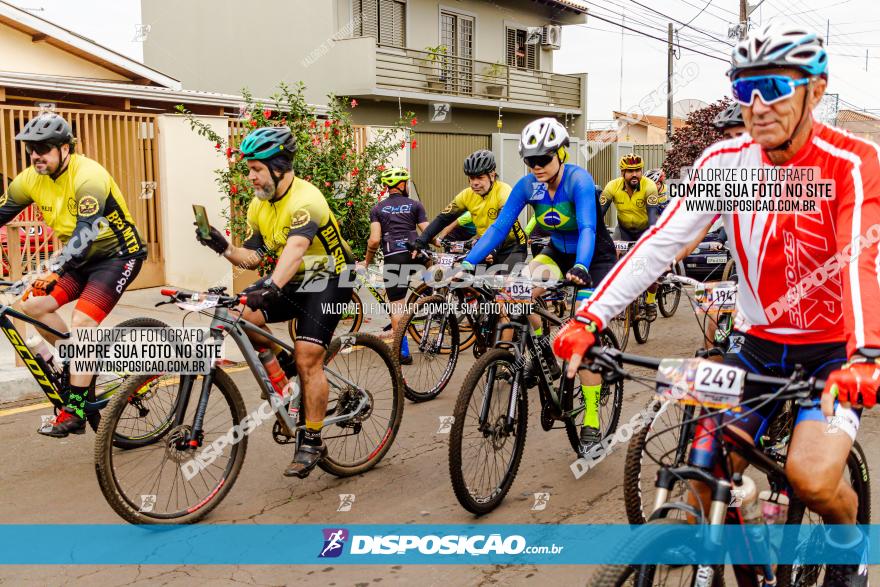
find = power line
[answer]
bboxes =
[574,11,729,62]
[682,0,715,27]
[626,0,734,46]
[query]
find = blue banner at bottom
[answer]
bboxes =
[0,524,875,565]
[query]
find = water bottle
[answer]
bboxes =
[759,489,790,524]
[26,336,59,375]
[735,474,777,586]
[258,349,290,400]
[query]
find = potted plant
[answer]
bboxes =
[421,44,448,91]
[484,61,507,98]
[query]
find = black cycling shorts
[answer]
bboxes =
[492,244,528,276]
[720,332,853,441]
[616,225,646,242]
[51,256,143,323]
[383,250,424,302]
[534,245,614,287]
[259,277,350,348]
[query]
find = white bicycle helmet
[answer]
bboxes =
[518,117,570,158]
[728,22,828,79]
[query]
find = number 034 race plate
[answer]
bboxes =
[655,358,745,409]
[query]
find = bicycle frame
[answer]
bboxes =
[177,306,370,447]
[0,304,69,407]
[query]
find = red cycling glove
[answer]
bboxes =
[823,360,880,410]
[553,311,602,363]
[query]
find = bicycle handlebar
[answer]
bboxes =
[160,288,246,308]
[586,345,825,393]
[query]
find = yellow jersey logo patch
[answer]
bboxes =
[290,209,311,230]
[78,195,100,216]
[647,194,658,206]
[67,198,77,216]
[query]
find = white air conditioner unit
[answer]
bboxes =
[541,25,562,49]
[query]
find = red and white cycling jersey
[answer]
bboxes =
[582,122,880,356]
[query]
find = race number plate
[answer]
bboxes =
[695,281,737,311]
[437,254,455,268]
[706,255,728,264]
[448,241,465,253]
[176,294,220,312]
[496,276,533,303]
[614,241,631,253]
[655,357,745,409]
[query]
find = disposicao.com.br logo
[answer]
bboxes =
[318,528,564,558]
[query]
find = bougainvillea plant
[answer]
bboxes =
[662,98,732,179]
[177,82,415,270]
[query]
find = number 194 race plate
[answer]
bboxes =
[655,358,745,409]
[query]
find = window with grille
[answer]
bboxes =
[440,11,474,94]
[505,27,538,70]
[356,0,406,47]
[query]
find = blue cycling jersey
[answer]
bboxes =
[465,164,614,268]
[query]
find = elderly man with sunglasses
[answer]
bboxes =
[555,23,879,584]
[5,113,147,437]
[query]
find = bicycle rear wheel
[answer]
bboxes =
[94,368,247,524]
[394,295,459,402]
[95,317,177,448]
[448,349,527,515]
[318,333,404,477]
[658,282,681,318]
[609,305,631,352]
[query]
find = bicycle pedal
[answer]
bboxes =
[540,406,554,431]
[272,421,295,445]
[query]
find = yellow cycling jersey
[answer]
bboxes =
[4,154,145,264]
[443,181,526,248]
[244,177,353,281]
[600,176,659,232]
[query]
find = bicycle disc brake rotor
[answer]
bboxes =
[490,415,510,451]
[164,425,195,463]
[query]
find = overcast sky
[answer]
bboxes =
[11,0,879,127]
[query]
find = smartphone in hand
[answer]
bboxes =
[192,204,210,240]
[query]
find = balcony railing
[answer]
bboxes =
[374,46,582,110]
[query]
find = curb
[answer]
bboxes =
[0,368,42,404]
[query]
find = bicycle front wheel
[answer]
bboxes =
[394,295,459,402]
[633,302,651,344]
[94,368,247,524]
[318,332,404,477]
[448,349,527,515]
[588,519,724,586]
[609,305,631,352]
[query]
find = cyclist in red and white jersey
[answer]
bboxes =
[555,23,879,584]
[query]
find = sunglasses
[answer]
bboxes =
[731,75,810,107]
[524,153,555,168]
[25,142,59,156]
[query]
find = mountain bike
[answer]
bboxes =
[0,279,173,445]
[586,346,870,586]
[448,278,623,514]
[625,275,739,524]
[94,286,404,524]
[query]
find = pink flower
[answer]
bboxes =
[400,140,406,149]
[214,142,221,151]
[352,167,360,176]
[225,147,233,158]
[249,119,258,128]
[411,139,418,149]
[225,229,230,236]
[325,181,331,187]
[324,120,331,127]
[309,120,317,128]
[376,164,386,172]
[230,184,239,195]
[346,200,353,207]
[350,99,359,108]
[340,153,346,160]
[262,109,272,119]
[410,117,418,126]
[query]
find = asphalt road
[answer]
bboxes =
[1,307,877,586]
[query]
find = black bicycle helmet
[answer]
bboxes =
[713,103,745,130]
[463,149,496,176]
[15,113,73,144]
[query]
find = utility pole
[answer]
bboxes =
[739,0,748,40]
[667,23,674,142]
